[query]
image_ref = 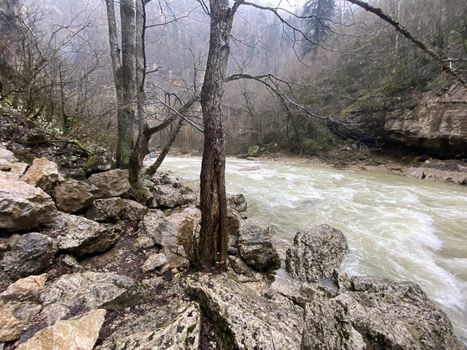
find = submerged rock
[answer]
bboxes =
[186,272,303,350]
[16,309,106,350]
[45,212,120,256]
[0,179,57,231]
[88,169,131,198]
[286,224,348,283]
[85,198,148,222]
[39,272,134,325]
[0,233,57,281]
[53,179,95,213]
[238,223,281,272]
[96,302,200,350]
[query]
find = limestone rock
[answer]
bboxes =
[0,233,57,281]
[46,212,120,256]
[142,253,167,272]
[151,171,197,208]
[0,274,47,302]
[286,224,348,283]
[133,235,155,250]
[96,302,200,350]
[0,179,57,231]
[53,179,94,213]
[85,198,148,222]
[227,193,247,213]
[334,276,465,350]
[87,169,130,198]
[16,309,106,350]
[186,273,303,350]
[0,275,47,342]
[142,208,200,268]
[39,272,134,325]
[238,223,281,272]
[22,157,62,192]
[0,144,18,164]
[0,162,28,181]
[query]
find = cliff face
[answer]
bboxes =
[383,83,467,157]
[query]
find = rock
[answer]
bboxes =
[60,254,81,269]
[286,224,348,283]
[331,276,465,350]
[85,198,148,222]
[186,273,303,350]
[0,275,47,342]
[39,272,134,325]
[21,157,62,192]
[0,144,17,164]
[404,162,467,185]
[301,296,365,350]
[227,193,247,213]
[0,233,57,281]
[53,179,94,213]
[96,302,200,350]
[87,169,130,198]
[237,223,281,272]
[0,274,47,302]
[142,208,200,268]
[142,253,167,272]
[0,179,57,231]
[133,235,155,250]
[247,145,260,157]
[0,300,42,342]
[151,171,197,208]
[0,162,28,181]
[46,212,120,256]
[16,309,106,350]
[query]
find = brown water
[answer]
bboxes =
[157,156,467,344]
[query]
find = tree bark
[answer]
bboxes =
[196,0,235,268]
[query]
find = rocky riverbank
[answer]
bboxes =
[0,106,465,349]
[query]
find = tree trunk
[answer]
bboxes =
[196,0,234,268]
[116,0,138,169]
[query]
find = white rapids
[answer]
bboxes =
[154,156,467,344]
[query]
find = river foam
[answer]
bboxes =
[156,156,467,345]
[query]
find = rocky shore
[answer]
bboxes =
[0,107,465,349]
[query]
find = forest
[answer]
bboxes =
[0,0,466,349]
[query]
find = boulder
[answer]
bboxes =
[330,276,465,350]
[39,272,134,325]
[0,144,18,164]
[87,169,130,198]
[301,296,366,350]
[0,179,57,231]
[186,273,303,350]
[151,172,197,208]
[21,157,62,192]
[85,198,148,222]
[53,179,94,213]
[0,233,57,281]
[16,309,106,350]
[0,275,47,342]
[141,208,200,268]
[0,162,28,181]
[237,223,281,272]
[96,302,200,350]
[142,253,167,272]
[45,212,120,256]
[286,224,348,283]
[227,193,247,213]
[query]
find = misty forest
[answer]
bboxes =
[0,0,466,349]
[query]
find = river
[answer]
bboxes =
[156,156,467,344]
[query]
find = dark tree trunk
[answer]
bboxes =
[196,0,235,268]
